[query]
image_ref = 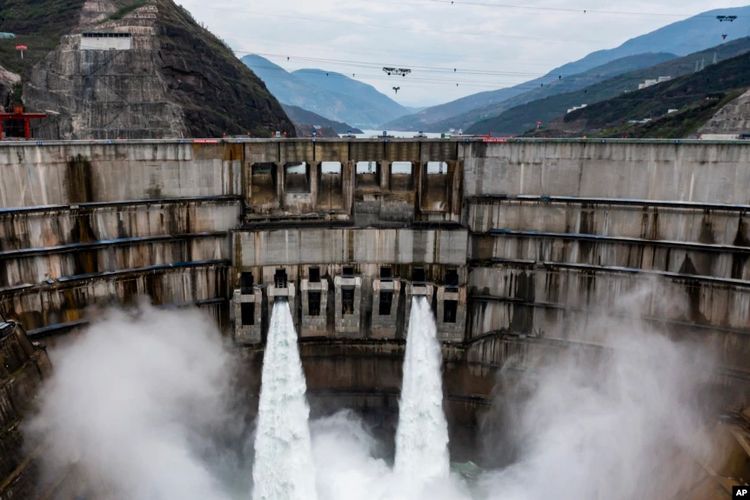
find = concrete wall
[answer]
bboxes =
[0,137,749,393]
[0,264,228,333]
[243,140,463,224]
[468,199,750,245]
[0,142,242,208]
[464,139,750,403]
[79,34,133,51]
[463,140,750,203]
[234,228,468,267]
[0,199,240,251]
[1,138,750,490]
[0,141,243,335]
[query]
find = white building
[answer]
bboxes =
[79,32,132,51]
[566,104,588,114]
[638,76,672,90]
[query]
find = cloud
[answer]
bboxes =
[26,303,241,500]
[475,284,719,500]
[179,0,750,105]
[23,281,721,499]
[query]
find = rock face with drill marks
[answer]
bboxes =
[699,88,750,137]
[0,66,20,109]
[20,0,293,139]
[0,323,51,500]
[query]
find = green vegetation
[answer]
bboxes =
[442,52,677,133]
[593,90,742,138]
[153,0,294,137]
[0,0,85,75]
[467,38,750,135]
[105,0,148,22]
[553,49,750,137]
[8,82,22,106]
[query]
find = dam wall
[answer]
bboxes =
[0,138,748,404]
[463,140,750,390]
[0,142,242,334]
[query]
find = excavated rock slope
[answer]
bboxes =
[699,88,750,136]
[5,0,293,139]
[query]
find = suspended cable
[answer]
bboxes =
[236,51,545,78]
[217,8,608,45]
[410,0,740,19]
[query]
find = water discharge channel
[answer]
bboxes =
[394,296,450,485]
[253,296,451,498]
[252,300,318,500]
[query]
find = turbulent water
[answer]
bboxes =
[252,300,318,500]
[394,296,450,486]
[27,295,714,500]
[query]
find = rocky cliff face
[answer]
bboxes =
[17,0,293,139]
[699,88,750,136]
[0,322,51,500]
[154,0,294,138]
[0,66,20,109]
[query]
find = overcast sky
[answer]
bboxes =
[178,0,750,107]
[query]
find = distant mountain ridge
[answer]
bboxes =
[282,104,362,136]
[530,47,750,138]
[466,38,750,135]
[386,5,750,132]
[399,52,678,133]
[242,54,411,128]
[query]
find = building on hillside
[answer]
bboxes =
[638,76,672,90]
[566,104,588,114]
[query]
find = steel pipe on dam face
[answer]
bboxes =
[1,138,749,497]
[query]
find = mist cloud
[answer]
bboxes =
[27,304,237,500]
[475,286,718,500]
[25,284,721,500]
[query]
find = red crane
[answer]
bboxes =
[0,106,47,140]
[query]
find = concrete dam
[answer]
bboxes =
[1,137,749,498]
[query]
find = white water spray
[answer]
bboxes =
[394,296,450,486]
[252,300,318,500]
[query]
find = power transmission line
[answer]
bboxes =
[408,0,741,19]
[213,8,608,45]
[241,57,625,92]
[237,51,545,78]
[243,61,529,89]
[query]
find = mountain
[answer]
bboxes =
[3,0,293,138]
[242,54,410,128]
[282,104,363,136]
[152,1,293,137]
[426,52,678,133]
[0,64,20,106]
[467,38,750,135]
[531,48,750,138]
[386,5,750,131]
[0,0,86,77]
[382,85,525,132]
